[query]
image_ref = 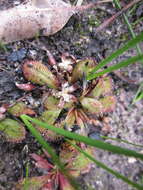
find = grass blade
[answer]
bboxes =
[132,82,143,104]
[87,54,143,79]
[101,136,143,148]
[87,32,143,80]
[21,115,143,160]
[67,140,143,190]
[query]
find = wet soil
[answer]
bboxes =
[0,0,143,190]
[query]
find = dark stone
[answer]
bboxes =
[7,48,27,62]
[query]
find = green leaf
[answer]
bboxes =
[35,110,62,142]
[40,110,61,125]
[43,96,60,110]
[15,175,49,190]
[70,58,95,83]
[0,118,25,142]
[80,97,103,114]
[8,102,35,116]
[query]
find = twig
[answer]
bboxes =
[74,0,113,13]
[95,0,142,33]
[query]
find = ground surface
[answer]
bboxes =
[0,0,143,190]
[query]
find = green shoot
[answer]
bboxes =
[132,83,143,104]
[21,115,143,160]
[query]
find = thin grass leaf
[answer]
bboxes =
[67,140,143,190]
[133,17,143,26]
[132,82,143,104]
[21,115,80,190]
[101,136,143,148]
[21,115,143,160]
[23,162,30,190]
[87,32,143,80]
[113,0,142,55]
[87,54,143,79]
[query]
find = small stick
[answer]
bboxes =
[75,0,113,13]
[95,0,142,33]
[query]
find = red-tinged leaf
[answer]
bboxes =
[80,97,103,115]
[100,95,116,113]
[23,61,59,89]
[8,102,36,117]
[60,142,93,177]
[0,118,25,142]
[89,76,113,98]
[59,173,74,190]
[31,153,54,170]
[15,82,35,91]
[42,180,54,190]
[15,175,50,190]
[35,123,63,142]
[75,114,87,136]
[64,108,76,130]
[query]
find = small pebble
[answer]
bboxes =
[128,157,137,163]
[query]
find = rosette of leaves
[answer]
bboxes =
[21,55,116,139]
[15,143,93,190]
[0,53,116,142]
